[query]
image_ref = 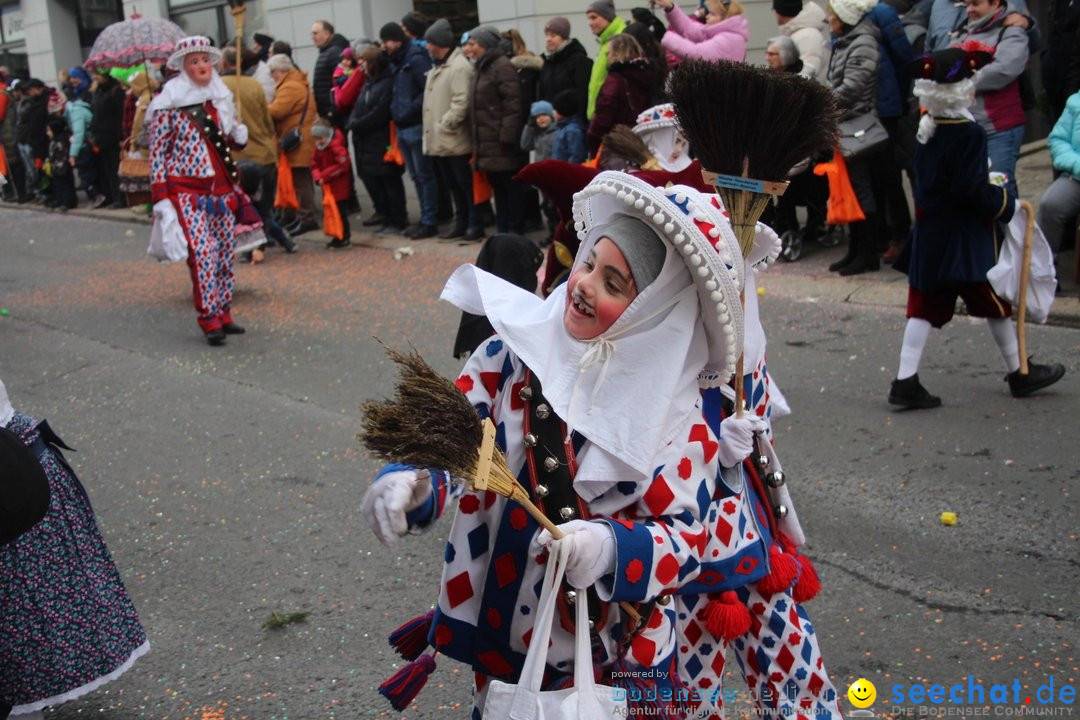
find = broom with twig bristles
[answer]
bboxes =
[602,124,662,171]
[359,344,563,538]
[358,344,643,615]
[670,60,838,414]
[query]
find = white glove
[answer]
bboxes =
[360,469,432,545]
[232,123,249,146]
[716,415,767,467]
[537,519,616,589]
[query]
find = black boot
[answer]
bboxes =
[828,231,858,272]
[888,374,941,409]
[206,328,226,346]
[1006,361,1066,398]
[838,217,881,276]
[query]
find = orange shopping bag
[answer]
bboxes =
[814,149,865,225]
[274,151,299,210]
[322,184,344,240]
[0,145,8,179]
[384,123,404,166]
[582,142,603,169]
[472,169,492,205]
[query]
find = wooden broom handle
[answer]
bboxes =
[230,5,246,124]
[1016,199,1035,375]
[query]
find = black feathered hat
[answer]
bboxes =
[907,47,992,84]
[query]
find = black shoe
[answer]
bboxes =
[91,195,108,209]
[222,322,246,335]
[377,224,406,236]
[406,224,438,239]
[838,256,880,276]
[109,200,127,209]
[828,253,856,272]
[326,238,351,249]
[439,225,467,240]
[362,213,386,227]
[462,227,486,242]
[888,374,941,409]
[1007,361,1065,398]
[206,328,226,346]
[291,221,320,236]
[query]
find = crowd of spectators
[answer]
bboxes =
[0,0,1077,267]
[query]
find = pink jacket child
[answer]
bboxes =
[660,3,749,63]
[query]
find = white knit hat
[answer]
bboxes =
[829,0,873,26]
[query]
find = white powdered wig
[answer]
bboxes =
[913,77,976,144]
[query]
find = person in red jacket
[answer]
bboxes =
[310,117,353,248]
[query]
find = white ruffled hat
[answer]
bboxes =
[571,171,745,378]
[632,103,679,135]
[166,35,222,71]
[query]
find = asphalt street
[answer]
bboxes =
[0,206,1077,720]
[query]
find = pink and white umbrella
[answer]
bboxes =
[84,13,185,71]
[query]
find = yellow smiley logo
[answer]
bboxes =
[848,678,877,708]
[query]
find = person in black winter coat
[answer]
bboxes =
[15,79,48,201]
[537,17,593,125]
[465,26,528,234]
[382,22,438,237]
[311,20,351,122]
[90,71,126,208]
[347,46,408,234]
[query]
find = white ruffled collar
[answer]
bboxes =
[146,70,236,137]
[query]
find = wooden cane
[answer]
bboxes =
[229,2,246,123]
[1015,199,1035,375]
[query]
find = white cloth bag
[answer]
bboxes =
[147,201,188,263]
[987,203,1057,324]
[483,541,626,720]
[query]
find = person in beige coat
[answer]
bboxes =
[268,53,318,232]
[221,47,296,252]
[422,19,481,240]
[773,0,831,83]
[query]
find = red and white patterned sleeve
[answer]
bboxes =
[594,417,719,604]
[149,109,173,203]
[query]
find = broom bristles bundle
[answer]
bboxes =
[359,345,484,478]
[669,60,839,184]
[602,125,660,170]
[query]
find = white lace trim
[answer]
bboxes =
[9,640,150,715]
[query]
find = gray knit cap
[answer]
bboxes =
[545,16,572,39]
[468,25,502,49]
[425,18,455,48]
[587,0,617,21]
[588,215,667,291]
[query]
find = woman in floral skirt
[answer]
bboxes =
[0,378,149,718]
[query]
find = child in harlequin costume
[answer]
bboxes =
[631,103,692,174]
[362,171,843,718]
[889,47,1065,408]
[149,36,250,346]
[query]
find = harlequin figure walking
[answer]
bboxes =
[149,36,250,346]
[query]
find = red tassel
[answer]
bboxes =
[703,590,751,640]
[388,609,434,661]
[379,653,437,711]
[791,554,821,603]
[756,543,799,595]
